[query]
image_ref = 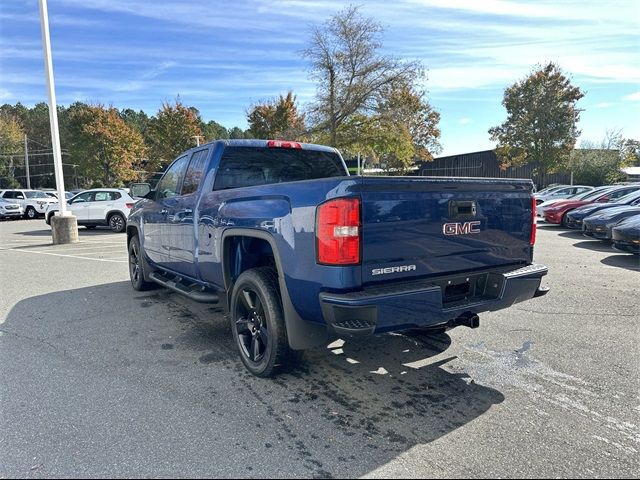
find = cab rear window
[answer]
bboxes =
[214,147,345,190]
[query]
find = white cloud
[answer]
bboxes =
[593,102,613,109]
[0,88,12,100]
[623,92,640,101]
[458,117,472,125]
[407,0,559,18]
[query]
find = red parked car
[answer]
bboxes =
[544,185,640,226]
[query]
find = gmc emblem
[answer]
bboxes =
[443,221,481,235]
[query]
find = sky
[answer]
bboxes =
[0,0,638,156]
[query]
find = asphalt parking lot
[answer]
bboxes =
[1,219,638,478]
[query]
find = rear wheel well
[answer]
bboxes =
[107,210,124,222]
[223,236,277,292]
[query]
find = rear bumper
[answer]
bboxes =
[320,264,548,336]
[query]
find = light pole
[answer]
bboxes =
[39,0,78,243]
[24,135,31,189]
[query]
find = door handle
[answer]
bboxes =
[183,208,193,214]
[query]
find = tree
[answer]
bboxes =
[489,62,584,185]
[147,99,203,167]
[68,104,147,186]
[120,108,151,142]
[335,114,416,175]
[303,5,421,147]
[620,138,640,166]
[570,130,638,185]
[247,91,305,139]
[228,126,247,139]
[0,113,24,188]
[378,84,442,162]
[202,120,229,141]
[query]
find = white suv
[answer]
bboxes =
[0,189,58,219]
[45,188,137,233]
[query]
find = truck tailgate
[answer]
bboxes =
[358,177,534,285]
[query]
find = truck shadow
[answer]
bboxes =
[2,282,504,478]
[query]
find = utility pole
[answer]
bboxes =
[24,134,31,189]
[192,135,203,147]
[39,0,77,243]
[357,153,360,176]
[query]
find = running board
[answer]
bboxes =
[149,272,219,303]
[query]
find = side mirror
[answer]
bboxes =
[130,183,152,198]
[143,189,156,200]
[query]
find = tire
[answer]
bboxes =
[128,235,156,291]
[25,206,37,219]
[561,212,570,227]
[108,213,126,233]
[230,267,296,377]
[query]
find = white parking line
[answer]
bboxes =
[45,244,125,252]
[0,247,127,263]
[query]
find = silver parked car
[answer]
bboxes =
[0,197,24,219]
[534,185,594,205]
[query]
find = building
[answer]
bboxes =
[416,150,571,189]
[621,166,640,182]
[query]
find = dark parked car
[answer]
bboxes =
[612,215,640,254]
[583,205,640,240]
[566,190,640,229]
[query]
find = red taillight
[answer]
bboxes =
[530,196,537,245]
[267,140,302,149]
[126,203,134,209]
[316,198,361,265]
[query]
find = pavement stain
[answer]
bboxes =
[461,341,640,457]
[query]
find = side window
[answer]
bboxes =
[72,192,94,203]
[110,192,122,201]
[94,192,110,202]
[156,155,189,200]
[181,149,209,195]
[2,191,14,199]
[15,192,25,199]
[610,188,633,200]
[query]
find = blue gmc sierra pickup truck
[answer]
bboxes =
[127,139,549,377]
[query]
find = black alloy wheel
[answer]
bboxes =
[235,287,269,364]
[109,213,126,233]
[128,235,155,291]
[230,267,297,377]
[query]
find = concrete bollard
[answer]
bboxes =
[51,214,79,245]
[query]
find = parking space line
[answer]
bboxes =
[0,244,125,253]
[45,245,125,252]
[0,247,127,263]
